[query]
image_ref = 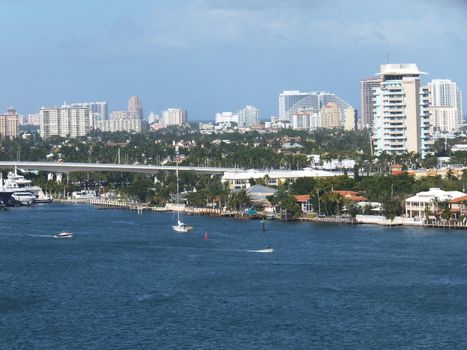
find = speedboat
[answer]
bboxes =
[172,220,193,233]
[55,232,73,238]
[256,247,274,253]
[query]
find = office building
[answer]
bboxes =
[237,105,260,127]
[163,108,188,126]
[40,104,92,138]
[128,96,143,119]
[372,64,431,157]
[278,90,352,123]
[0,107,19,138]
[427,79,463,132]
[360,77,381,128]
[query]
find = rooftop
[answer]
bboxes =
[378,63,427,76]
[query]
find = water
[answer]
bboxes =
[2,204,467,349]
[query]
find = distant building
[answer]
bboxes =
[372,63,431,157]
[0,107,19,138]
[292,111,311,130]
[98,110,142,133]
[40,104,92,138]
[128,96,143,119]
[427,79,463,132]
[215,112,239,124]
[320,102,340,129]
[359,76,381,128]
[163,108,188,126]
[19,113,41,126]
[237,105,260,127]
[278,90,352,123]
[222,168,337,190]
[344,107,357,131]
[69,101,108,125]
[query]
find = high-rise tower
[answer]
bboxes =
[128,96,143,120]
[427,79,463,132]
[372,64,431,157]
[360,76,381,128]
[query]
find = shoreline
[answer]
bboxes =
[49,198,467,231]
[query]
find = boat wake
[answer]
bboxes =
[26,234,56,238]
[247,248,274,254]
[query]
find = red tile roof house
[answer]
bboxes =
[294,194,313,213]
[449,195,467,218]
[333,190,368,202]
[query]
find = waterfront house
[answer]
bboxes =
[405,188,466,218]
[246,185,277,206]
[294,194,313,213]
[448,195,467,218]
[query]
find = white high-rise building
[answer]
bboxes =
[163,108,188,126]
[427,79,463,132]
[40,104,92,139]
[292,112,311,130]
[237,105,260,127]
[372,64,431,157]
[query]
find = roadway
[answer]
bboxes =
[0,161,240,175]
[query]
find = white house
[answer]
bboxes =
[405,188,466,218]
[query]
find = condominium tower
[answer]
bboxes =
[40,104,92,138]
[372,64,430,157]
[427,79,463,132]
[128,96,143,119]
[163,108,188,126]
[237,105,260,127]
[360,77,381,128]
[0,107,19,138]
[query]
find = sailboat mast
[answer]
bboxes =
[175,143,180,222]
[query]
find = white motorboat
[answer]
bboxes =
[172,220,193,233]
[55,231,73,238]
[255,247,274,253]
[11,191,35,206]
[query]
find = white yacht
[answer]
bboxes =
[11,191,35,206]
[71,190,97,199]
[3,168,52,203]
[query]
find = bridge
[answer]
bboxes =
[0,161,240,175]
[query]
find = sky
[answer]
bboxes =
[0,0,466,120]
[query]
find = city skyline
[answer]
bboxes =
[1,0,466,119]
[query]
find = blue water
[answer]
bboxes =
[1,204,467,349]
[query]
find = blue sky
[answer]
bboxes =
[1,0,466,120]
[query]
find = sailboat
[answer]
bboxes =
[172,144,193,233]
